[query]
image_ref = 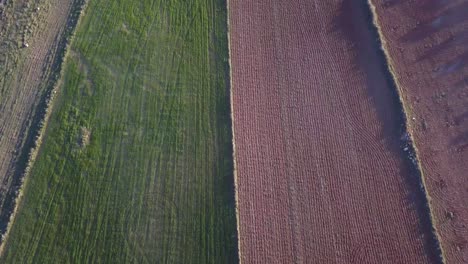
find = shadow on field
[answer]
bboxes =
[397,0,468,158]
[379,0,456,10]
[331,1,444,263]
[454,109,468,126]
[331,0,402,149]
[403,0,468,78]
[419,0,460,12]
[400,1,468,43]
[380,0,401,8]
[401,0,468,88]
[451,125,468,153]
[435,50,468,77]
[416,28,468,62]
[453,76,468,91]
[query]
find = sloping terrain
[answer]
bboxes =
[0,0,75,238]
[369,0,468,262]
[228,0,441,263]
[1,0,237,263]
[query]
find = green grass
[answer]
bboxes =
[1,0,237,263]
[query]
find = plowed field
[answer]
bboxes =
[229,0,441,262]
[369,0,468,262]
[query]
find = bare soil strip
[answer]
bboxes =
[0,0,84,248]
[369,1,468,263]
[226,1,243,262]
[229,0,442,262]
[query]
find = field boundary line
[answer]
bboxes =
[225,0,242,263]
[367,1,446,263]
[0,0,89,256]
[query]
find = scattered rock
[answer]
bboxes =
[446,211,454,220]
[79,127,91,148]
[421,119,428,131]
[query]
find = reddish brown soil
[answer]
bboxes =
[370,1,468,262]
[229,1,440,263]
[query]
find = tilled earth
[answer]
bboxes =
[370,0,468,262]
[229,0,441,263]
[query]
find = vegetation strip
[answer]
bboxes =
[367,0,445,262]
[1,0,238,263]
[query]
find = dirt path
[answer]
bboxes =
[369,1,468,262]
[229,0,441,263]
[0,0,74,234]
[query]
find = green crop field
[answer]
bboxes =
[1,0,237,263]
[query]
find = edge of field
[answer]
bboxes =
[0,0,88,256]
[367,1,446,262]
[225,0,242,263]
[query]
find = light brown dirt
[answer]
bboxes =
[369,0,468,263]
[228,0,441,263]
[0,0,73,220]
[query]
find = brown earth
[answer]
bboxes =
[369,0,468,262]
[228,0,441,263]
[0,0,73,231]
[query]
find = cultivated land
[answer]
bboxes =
[370,0,468,262]
[229,0,441,263]
[0,0,75,235]
[1,0,237,263]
